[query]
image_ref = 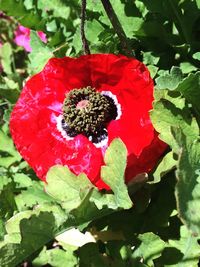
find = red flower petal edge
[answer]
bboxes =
[10,54,167,190]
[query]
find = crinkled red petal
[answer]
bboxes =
[10,54,167,190]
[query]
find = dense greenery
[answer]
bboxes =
[0,0,200,266]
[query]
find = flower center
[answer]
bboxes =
[61,86,119,146]
[76,99,90,110]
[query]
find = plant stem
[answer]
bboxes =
[100,0,133,56]
[81,0,90,55]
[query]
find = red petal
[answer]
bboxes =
[10,54,167,190]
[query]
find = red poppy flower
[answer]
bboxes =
[10,54,166,190]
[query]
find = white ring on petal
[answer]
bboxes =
[56,115,108,148]
[101,90,122,120]
[94,136,108,148]
[91,128,108,148]
[56,115,73,141]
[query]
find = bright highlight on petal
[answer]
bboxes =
[10,54,167,190]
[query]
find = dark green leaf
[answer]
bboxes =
[176,72,200,117]
[172,128,200,236]
[79,243,109,267]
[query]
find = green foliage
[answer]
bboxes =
[0,129,21,168]
[33,246,78,267]
[176,72,200,118]
[0,43,12,74]
[1,0,200,266]
[155,67,183,90]
[152,151,176,183]
[79,243,108,267]
[0,0,46,30]
[28,31,53,74]
[132,232,166,266]
[101,138,132,209]
[158,226,200,267]
[46,139,132,225]
[173,128,200,236]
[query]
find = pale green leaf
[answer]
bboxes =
[150,98,199,152]
[101,138,132,209]
[0,43,12,74]
[46,165,93,212]
[179,62,197,74]
[155,66,183,90]
[32,246,78,267]
[132,232,165,267]
[152,151,176,183]
[29,31,53,74]
[37,0,70,19]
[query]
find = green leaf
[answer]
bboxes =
[0,176,12,191]
[0,43,12,74]
[0,184,17,220]
[101,139,132,209]
[150,97,199,152]
[168,226,200,267]
[0,212,56,267]
[37,0,70,19]
[192,51,200,60]
[46,164,116,227]
[79,243,109,267]
[172,128,200,236]
[142,51,160,65]
[28,31,53,74]
[147,65,158,78]
[0,77,20,103]
[15,181,53,211]
[0,0,46,30]
[152,151,176,183]
[72,27,82,54]
[32,246,78,267]
[132,232,165,267]
[176,72,200,117]
[0,204,68,267]
[154,89,185,109]
[0,130,21,167]
[111,1,143,38]
[106,241,132,267]
[155,66,183,90]
[46,165,93,212]
[13,173,33,188]
[46,139,132,213]
[141,175,176,231]
[159,226,200,267]
[179,62,197,74]
[86,20,104,43]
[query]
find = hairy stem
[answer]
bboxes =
[100,0,133,56]
[81,0,90,55]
